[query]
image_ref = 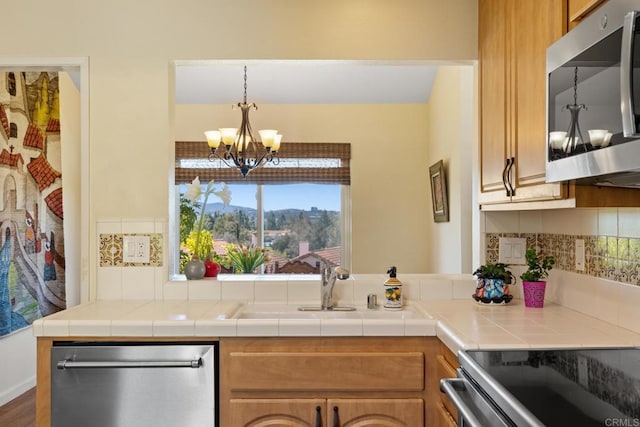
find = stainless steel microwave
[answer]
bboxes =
[547,0,640,187]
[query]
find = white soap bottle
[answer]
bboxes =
[383,266,403,310]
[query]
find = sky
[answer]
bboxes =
[235,184,340,211]
[182,183,341,211]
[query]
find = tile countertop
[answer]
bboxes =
[32,299,640,353]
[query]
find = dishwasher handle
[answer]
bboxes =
[440,378,486,427]
[57,358,203,370]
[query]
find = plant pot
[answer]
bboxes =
[523,281,546,308]
[472,278,513,304]
[184,257,205,280]
[204,259,221,278]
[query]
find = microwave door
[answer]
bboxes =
[621,10,640,137]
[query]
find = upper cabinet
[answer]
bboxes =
[478,0,640,209]
[479,0,567,206]
[568,0,607,27]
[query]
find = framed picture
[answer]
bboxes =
[429,160,449,222]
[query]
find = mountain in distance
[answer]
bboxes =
[204,202,338,218]
[204,202,255,216]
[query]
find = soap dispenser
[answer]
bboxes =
[383,266,403,310]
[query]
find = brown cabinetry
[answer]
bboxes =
[435,342,460,426]
[479,0,640,209]
[479,0,567,206]
[220,337,439,426]
[229,398,423,426]
[568,0,606,26]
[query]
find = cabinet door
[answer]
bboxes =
[328,398,423,426]
[478,0,510,201]
[436,401,458,427]
[569,0,605,25]
[229,399,325,427]
[512,0,566,197]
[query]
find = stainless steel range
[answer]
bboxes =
[441,348,640,427]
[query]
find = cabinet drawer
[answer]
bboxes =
[439,342,459,368]
[437,354,459,420]
[437,354,457,379]
[228,351,424,392]
[436,400,458,427]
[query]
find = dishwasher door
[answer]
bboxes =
[51,342,216,427]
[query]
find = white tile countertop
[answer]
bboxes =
[32,298,640,353]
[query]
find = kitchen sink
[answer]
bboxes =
[232,303,431,320]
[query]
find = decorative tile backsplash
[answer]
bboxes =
[99,233,163,267]
[486,232,640,286]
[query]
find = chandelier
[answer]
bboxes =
[204,66,282,177]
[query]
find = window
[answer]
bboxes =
[172,142,350,275]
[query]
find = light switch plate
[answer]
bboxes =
[123,235,150,263]
[498,237,527,265]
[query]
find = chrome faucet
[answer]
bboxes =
[321,266,350,310]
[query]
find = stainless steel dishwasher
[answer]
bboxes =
[51,342,217,427]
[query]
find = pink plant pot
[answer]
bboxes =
[523,281,546,308]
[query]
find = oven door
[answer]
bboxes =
[440,371,513,427]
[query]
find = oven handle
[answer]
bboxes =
[440,378,486,427]
[621,10,639,137]
[56,358,203,369]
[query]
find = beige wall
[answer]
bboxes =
[2,0,478,289]
[176,103,431,273]
[424,66,475,273]
[1,0,480,405]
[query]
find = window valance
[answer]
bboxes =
[175,141,350,185]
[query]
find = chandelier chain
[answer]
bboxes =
[243,65,248,104]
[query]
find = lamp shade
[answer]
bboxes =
[272,134,283,151]
[258,129,278,148]
[219,128,238,146]
[204,130,221,148]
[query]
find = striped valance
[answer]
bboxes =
[175,141,350,185]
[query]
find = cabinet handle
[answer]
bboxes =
[502,158,511,197]
[315,406,322,427]
[507,156,516,196]
[332,406,339,427]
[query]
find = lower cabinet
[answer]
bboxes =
[229,398,424,426]
[435,341,461,426]
[220,337,436,427]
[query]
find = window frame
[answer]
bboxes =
[169,141,351,278]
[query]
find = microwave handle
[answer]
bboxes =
[621,11,640,137]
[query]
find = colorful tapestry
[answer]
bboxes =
[0,72,65,337]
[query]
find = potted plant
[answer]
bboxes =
[520,248,555,308]
[225,243,271,274]
[182,176,231,280]
[472,262,514,304]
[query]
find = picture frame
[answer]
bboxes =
[429,160,449,222]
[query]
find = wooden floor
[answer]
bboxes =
[0,388,35,427]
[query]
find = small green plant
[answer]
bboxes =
[225,243,270,273]
[473,262,514,284]
[520,248,555,282]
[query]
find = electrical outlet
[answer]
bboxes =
[499,237,527,265]
[576,239,585,271]
[123,236,150,263]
